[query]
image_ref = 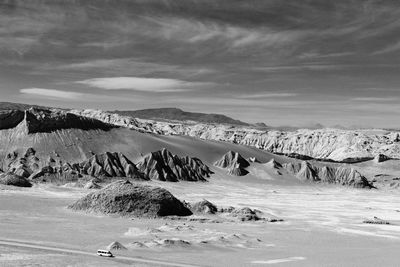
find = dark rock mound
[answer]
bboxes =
[283,161,373,188]
[137,148,212,182]
[214,151,250,176]
[363,217,390,225]
[19,108,115,134]
[191,199,218,214]
[229,207,264,221]
[0,110,25,130]
[157,238,191,247]
[0,173,32,187]
[80,152,147,180]
[68,180,193,217]
[373,154,390,163]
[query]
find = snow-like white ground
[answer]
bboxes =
[1,174,399,267]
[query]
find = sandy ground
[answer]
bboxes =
[1,173,400,267]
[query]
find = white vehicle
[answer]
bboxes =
[97,249,113,257]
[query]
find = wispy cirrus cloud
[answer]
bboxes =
[20,88,84,100]
[236,92,297,99]
[351,97,398,102]
[76,77,210,92]
[372,40,400,55]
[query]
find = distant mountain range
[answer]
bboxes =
[0,103,249,126]
[112,108,250,126]
[0,102,47,111]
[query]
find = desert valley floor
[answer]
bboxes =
[1,177,400,267]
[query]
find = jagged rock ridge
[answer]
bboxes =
[214,151,250,176]
[137,148,213,182]
[5,148,147,182]
[283,161,373,188]
[68,180,193,217]
[80,152,146,180]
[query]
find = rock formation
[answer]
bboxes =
[283,161,373,188]
[68,180,193,217]
[0,173,32,187]
[214,151,250,176]
[373,154,390,163]
[80,152,146,180]
[191,199,218,214]
[107,241,127,250]
[229,207,264,221]
[5,148,146,183]
[137,148,212,182]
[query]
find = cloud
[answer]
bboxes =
[236,92,297,99]
[351,97,398,102]
[76,77,209,92]
[175,18,305,49]
[372,40,400,55]
[20,88,84,100]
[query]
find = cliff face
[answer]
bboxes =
[0,110,25,130]
[0,108,115,134]
[24,108,115,134]
[71,109,400,162]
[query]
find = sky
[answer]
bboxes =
[0,0,400,128]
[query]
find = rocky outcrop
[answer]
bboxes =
[80,152,146,180]
[214,151,250,176]
[0,173,32,187]
[191,199,218,214]
[137,148,212,182]
[68,180,193,217]
[5,149,146,183]
[283,161,373,188]
[107,241,127,250]
[373,154,390,163]
[229,207,264,221]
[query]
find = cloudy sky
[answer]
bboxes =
[1,0,400,128]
